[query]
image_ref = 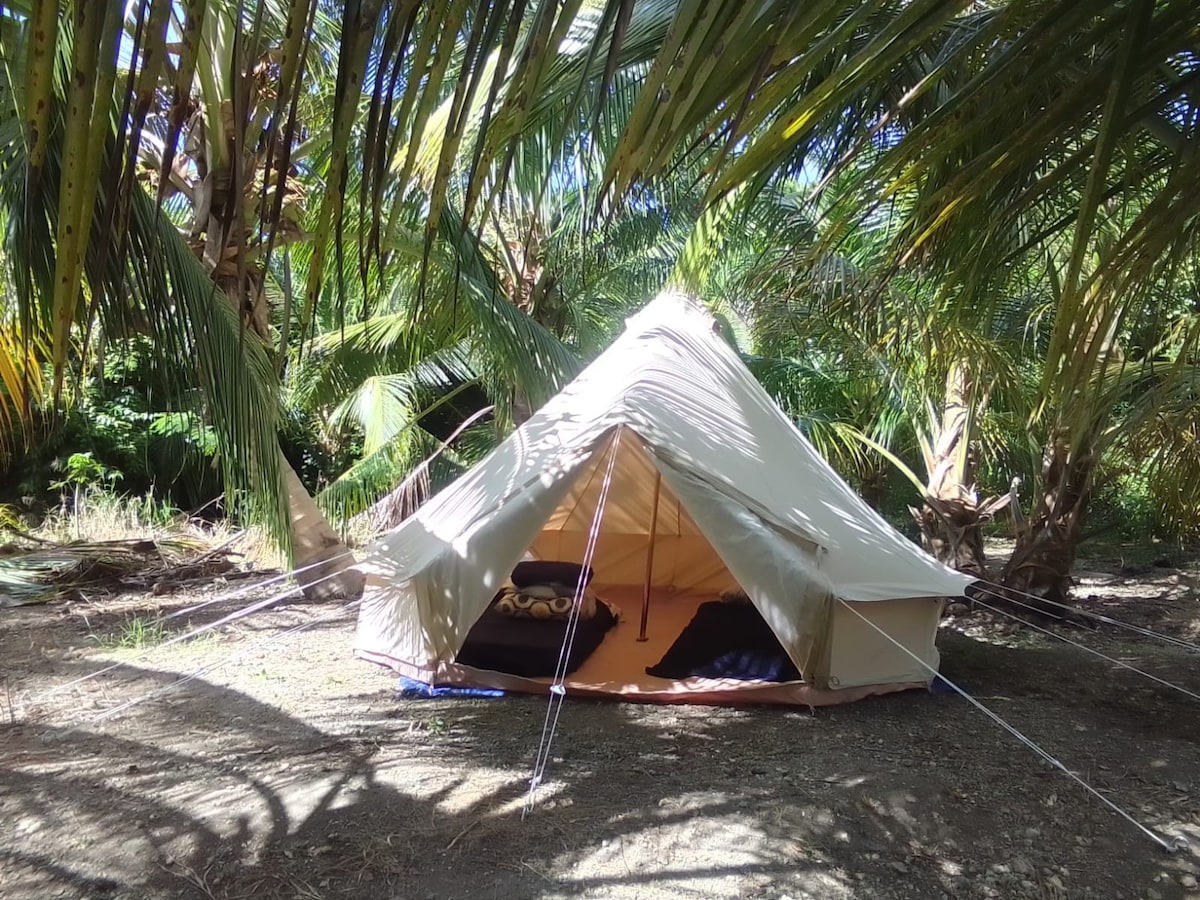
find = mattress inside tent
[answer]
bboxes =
[445,588,926,706]
[437,432,931,706]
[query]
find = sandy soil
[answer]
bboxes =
[3,546,1200,899]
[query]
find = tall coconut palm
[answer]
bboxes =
[129,0,365,598]
[691,182,1027,577]
[0,1,992,517]
[0,291,47,469]
[8,0,1200,606]
[292,133,699,526]
[601,0,1200,597]
[0,0,366,598]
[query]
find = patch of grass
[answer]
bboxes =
[38,488,180,543]
[89,615,223,656]
[408,715,450,738]
[32,487,286,571]
[0,502,24,533]
[252,666,286,682]
[93,614,168,650]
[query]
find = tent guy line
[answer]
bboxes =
[836,598,1188,854]
[526,430,623,817]
[970,578,1200,654]
[153,404,499,630]
[966,591,1200,704]
[16,556,363,714]
[157,547,361,626]
[83,600,363,727]
[17,595,364,736]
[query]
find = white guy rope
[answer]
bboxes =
[157,548,360,625]
[83,599,362,727]
[968,588,1200,705]
[525,431,623,814]
[525,430,624,817]
[95,601,360,720]
[970,578,1200,655]
[837,599,1188,854]
[155,407,495,631]
[18,555,361,713]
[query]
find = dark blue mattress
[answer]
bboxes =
[646,601,801,682]
[455,600,617,678]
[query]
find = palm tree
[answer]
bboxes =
[620,0,1200,598]
[7,0,1199,606]
[131,0,365,598]
[0,293,47,470]
[0,0,365,598]
[293,138,697,527]
[692,182,1027,577]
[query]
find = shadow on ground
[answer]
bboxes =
[3,625,1200,900]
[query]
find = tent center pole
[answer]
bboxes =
[637,470,662,642]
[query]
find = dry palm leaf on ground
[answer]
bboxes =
[0,538,241,608]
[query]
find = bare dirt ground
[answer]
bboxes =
[4,543,1200,899]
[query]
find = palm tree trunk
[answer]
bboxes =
[510,388,533,426]
[283,465,365,600]
[202,175,362,601]
[912,362,989,578]
[912,497,988,577]
[999,431,1093,611]
[860,467,888,512]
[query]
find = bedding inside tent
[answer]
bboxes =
[433,430,938,705]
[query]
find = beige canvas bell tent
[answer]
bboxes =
[355,292,974,705]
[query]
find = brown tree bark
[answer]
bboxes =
[911,362,1004,579]
[912,496,989,577]
[860,467,888,513]
[199,158,362,601]
[283,466,365,600]
[999,431,1093,612]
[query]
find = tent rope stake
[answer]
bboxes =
[525,429,623,817]
[838,600,1188,854]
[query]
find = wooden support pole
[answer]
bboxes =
[637,470,662,642]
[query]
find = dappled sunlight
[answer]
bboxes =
[556,796,859,899]
[11,305,1200,897]
[6,611,1200,900]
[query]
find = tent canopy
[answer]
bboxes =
[356,292,974,705]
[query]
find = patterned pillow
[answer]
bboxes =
[493,584,598,620]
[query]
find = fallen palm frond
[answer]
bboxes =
[0,537,241,608]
